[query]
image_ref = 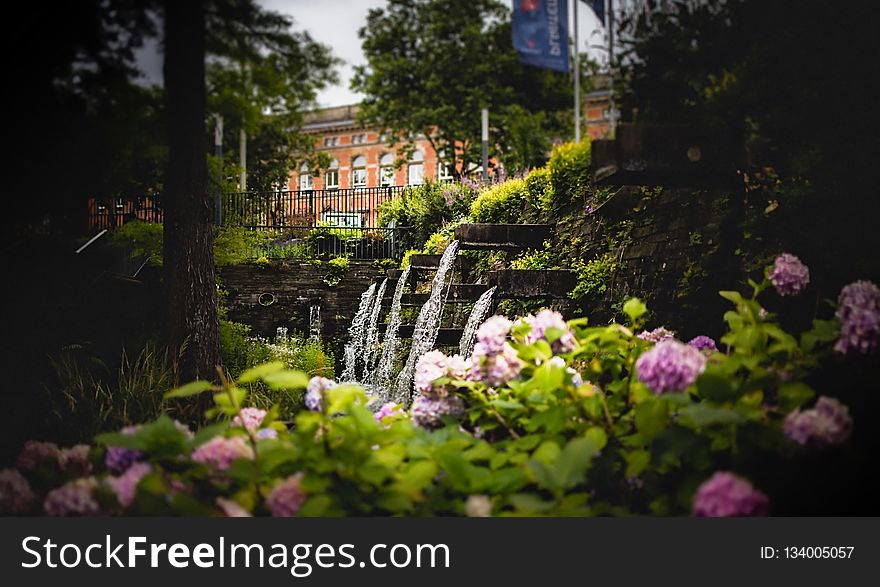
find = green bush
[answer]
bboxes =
[378,180,476,248]
[107,220,164,265]
[470,178,533,223]
[524,167,553,214]
[213,227,275,266]
[510,241,559,270]
[323,256,350,287]
[547,141,592,212]
[569,253,616,302]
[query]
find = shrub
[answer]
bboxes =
[107,220,164,265]
[524,167,553,214]
[400,248,420,270]
[510,241,559,270]
[568,253,616,303]
[12,259,873,517]
[323,256,350,287]
[213,227,275,266]
[378,180,476,247]
[547,141,591,212]
[469,178,533,223]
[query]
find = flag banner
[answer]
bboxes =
[512,0,570,73]
[582,0,605,24]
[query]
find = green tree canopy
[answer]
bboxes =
[351,0,582,177]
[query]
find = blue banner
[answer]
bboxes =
[512,0,570,73]
[583,0,605,25]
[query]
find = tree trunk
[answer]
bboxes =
[163,0,220,384]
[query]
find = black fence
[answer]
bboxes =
[87,187,412,260]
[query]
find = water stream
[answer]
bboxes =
[373,265,411,398]
[459,286,496,358]
[340,282,377,382]
[361,277,389,384]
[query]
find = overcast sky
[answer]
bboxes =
[136,0,608,108]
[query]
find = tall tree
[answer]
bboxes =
[351,0,577,176]
[163,0,220,382]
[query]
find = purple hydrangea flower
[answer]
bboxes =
[191,436,254,472]
[784,396,853,447]
[58,444,91,476]
[414,350,468,398]
[638,327,677,344]
[107,462,152,508]
[305,376,337,411]
[768,253,810,296]
[687,335,717,352]
[0,468,36,514]
[17,441,60,471]
[475,315,513,356]
[692,472,770,517]
[266,473,307,517]
[411,395,466,429]
[233,407,268,431]
[522,309,576,354]
[44,478,100,517]
[256,428,278,440]
[834,280,880,355]
[375,402,404,422]
[467,342,523,388]
[636,339,707,394]
[216,497,252,517]
[105,426,143,475]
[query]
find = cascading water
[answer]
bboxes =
[392,241,460,405]
[340,282,377,382]
[374,265,411,397]
[309,304,322,341]
[361,277,388,385]
[458,286,496,358]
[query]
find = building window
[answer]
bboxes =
[325,159,339,189]
[351,133,367,144]
[437,150,454,181]
[379,153,395,187]
[298,163,313,190]
[321,211,362,228]
[408,149,424,186]
[351,155,367,187]
[323,136,339,147]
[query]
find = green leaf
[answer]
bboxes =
[634,399,669,441]
[509,493,555,514]
[622,297,647,325]
[261,370,310,390]
[551,436,600,491]
[625,449,651,477]
[164,380,213,399]
[298,495,333,517]
[696,371,738,403]
[237,361,286,384]
[777,382,815,412]
[677,404,744,428]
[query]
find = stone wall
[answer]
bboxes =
[219,261,385,350]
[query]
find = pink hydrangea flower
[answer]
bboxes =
[305,376,337,411]
[475,315,513,355]
[0,468,36,514]
[834,280,880,355]
[468,342,522,388]
[266,473,307,517]
[107,462,152,507]
[522,309,576,353]
[17,441,60,471]
[233,407,268,431]
[414,350,468,398]
[411,395,465,429]
[638,327,677,343]
[191,436,254,472]
[58,444,91,476]
[784,396,853,447]
[768,253,810,296]
[636,339,707,394]
[217,497,252,517]
[44,478,100,517]
[375,402,404,422]
[692,472,769,517]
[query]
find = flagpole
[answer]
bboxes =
[573,0,580,142]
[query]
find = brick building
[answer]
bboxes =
[289,104,453,192]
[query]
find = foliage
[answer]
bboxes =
[470,178,533,224]
[569,253,617,304]
[546,141,592,213]
[213,227,273,266]
[423,217,471,255]
[400,249,420,270]
[352,0,575,178]
[323,256,350,287]
[12,264,871,517]
[378,181,475,248]
[510,241,559,270]
[108,221,164,266]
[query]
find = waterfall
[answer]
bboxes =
[374,265,411,397]
[340,282,377,382]
[361,277,389,385]
[459,286,496,358]
[308,304,322,341]
[393,241,460,405]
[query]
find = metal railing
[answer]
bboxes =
[86,186,413,260]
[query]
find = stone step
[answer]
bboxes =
[377,324,464,346]
[454,223,552,251]
[486,269,575,299]
[383,283,489,306]
[407,254,472,270]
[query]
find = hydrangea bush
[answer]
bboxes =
[1,255,875,517]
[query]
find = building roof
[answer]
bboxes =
[302,104,362,133]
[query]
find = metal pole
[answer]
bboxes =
[481,108,489,182]
[214,114,223,226]
[574,0,580,142]
[239,128,247,191]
